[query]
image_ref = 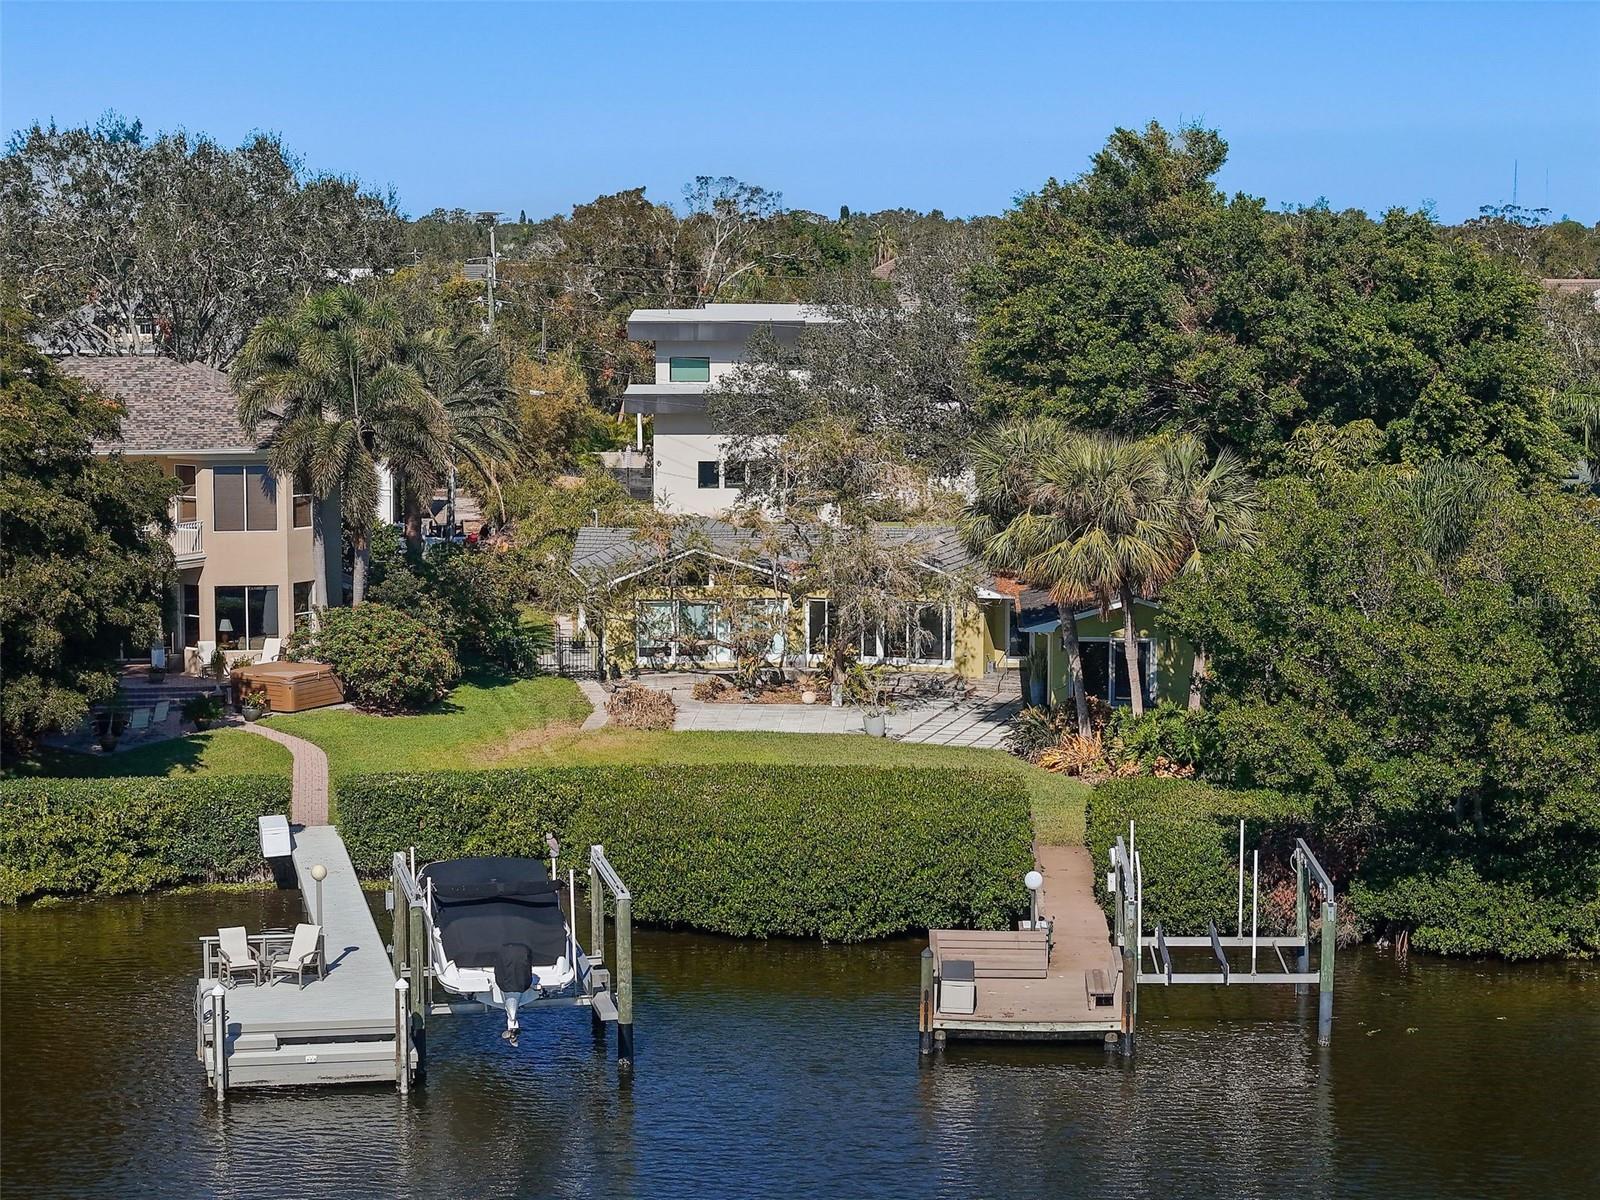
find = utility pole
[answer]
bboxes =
[475,211,501,336]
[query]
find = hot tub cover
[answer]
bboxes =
[419,857,568,992]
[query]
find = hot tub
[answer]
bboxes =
[231,661,345,713]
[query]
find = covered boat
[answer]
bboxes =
[418,857,578,1035]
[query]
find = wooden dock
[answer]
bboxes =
[197,826,401,1090]
[923,844,1123,1043]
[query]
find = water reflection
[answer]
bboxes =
[3,893,1597,1199]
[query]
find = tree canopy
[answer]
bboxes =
[972,121,1572,479]
[0,311,175,761]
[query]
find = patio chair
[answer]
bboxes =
[268,923,323,989]
[152,699,171,728]
[217,926,262,988]
[192,641,216,676]
[126,707,151,738]
[259,637,282,664]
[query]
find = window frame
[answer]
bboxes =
[668,356,712,384]
[213,465,279,533]
[174,464,198,524]
[696,460,721,490]
[214,584,280,650]
[292,473,313,529]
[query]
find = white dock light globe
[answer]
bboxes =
[310,864,327,882]
[1025,870,1043,892]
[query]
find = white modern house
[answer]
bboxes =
[621,303,832,514]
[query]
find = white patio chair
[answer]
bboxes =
[152,700,171,728]
[217,926,262,988]
[126,707,151,737]
[268,923,323,989]
[259,637,282,664]
[192,641,216,676]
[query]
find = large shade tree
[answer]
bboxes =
[973,121,1569,480]
[1,312,175,760]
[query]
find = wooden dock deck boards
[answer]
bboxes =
[930,844,1122,1040]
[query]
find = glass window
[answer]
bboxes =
[742,598,787,660]
[293,581,315,631]
[678,602,720,653]
[1113,639,1157,708]
[860,618,882,660]
[214,585,278,650]
[807,599,830,656]
[882,615,908,661]
[697,460,721,489]
[175,465,198,524]
[637,601,674,659]
[214,466,277,531]
[914,605,948,663]
[181,584,200,649]
[669,356,711,383]
[722,459,747,488]
[1079,641,1111,701]
[293,473,313,529]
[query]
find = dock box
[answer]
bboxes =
[232,661,345,713]
[938,959,977,1015]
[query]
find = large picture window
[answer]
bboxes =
[214,466,277,532]
[293,581,315,631]
[634,600,730,663]
[214,585,279,650]
[179,584,200,650]
[668,356,711,383]
[1066,636,1156,707]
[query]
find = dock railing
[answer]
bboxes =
[197,930,326,983]
[589,844,635,1065]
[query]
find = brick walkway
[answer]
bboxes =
[241,722,331,826]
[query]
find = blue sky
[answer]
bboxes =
[4,2,1596,224]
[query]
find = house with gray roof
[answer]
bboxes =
[60,356,343,670]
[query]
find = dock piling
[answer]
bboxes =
[395,978,410,1094]
[1318,899,1336,1045]
[616,893,634,1066]
[918,947,934,1055]
[1294,850,1309,993]
[209,984,227,1102]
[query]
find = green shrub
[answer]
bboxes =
[1086,778,1313,935]
[0,775,291,903]
[287,601,458,712]
[1104,703,1211,772]
[337,765,1034,941]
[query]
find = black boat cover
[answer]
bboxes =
[419,857,569,993]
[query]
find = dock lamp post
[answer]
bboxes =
[1025,870,1044,929]
[310,863,327,926]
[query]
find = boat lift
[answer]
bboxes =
[388,841,636,1087]
[1108,821,1338,1055]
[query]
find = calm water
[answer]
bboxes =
[3,891,1598,1199]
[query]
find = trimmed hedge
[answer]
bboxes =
[1086,778,1313,935]
[0,775,291,904]
[337,765,1035,941]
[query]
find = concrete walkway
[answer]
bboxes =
[576,679,611,731]
[673,692,1021,747]
[242,721,331,826]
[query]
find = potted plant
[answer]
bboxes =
[239,688,269,722]
[95,709,122,752]
[183,694,224,731]
[849,661,895,737]
[209,646,229,681]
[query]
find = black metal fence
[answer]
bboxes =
[528,634,600,679]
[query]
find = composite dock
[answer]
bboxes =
[922,844,1123,1044]
[197,825,402,1091]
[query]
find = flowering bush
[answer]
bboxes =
[286,602,457,713]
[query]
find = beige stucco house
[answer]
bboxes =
[61,357,342,671]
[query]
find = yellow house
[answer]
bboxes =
[1013,589,1196,708]
[569,522,1022,683]
[62,357,343,671]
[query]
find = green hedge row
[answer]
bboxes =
[337,765,1035,941]
[1086,778,1313,935]
[0,775,291,904]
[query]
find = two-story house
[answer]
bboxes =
[61,357,342,671]
[621,303,831,514]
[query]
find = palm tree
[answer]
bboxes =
[1157,434,1259,709]
[961,419,1097,736]
[233,287,439,606]
[413,330,516,542]
[1038,433,1177,719]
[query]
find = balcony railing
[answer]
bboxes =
[171,520,204,561]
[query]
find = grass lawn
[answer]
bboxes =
[23,728,293,778]
[264,672,592,777]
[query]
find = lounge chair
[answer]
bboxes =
[259,637,282,664]
[217,926,262,988]
[268,923,322,988]
[126,707,151,738]
[152,699,171,728]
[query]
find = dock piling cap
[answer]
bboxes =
[395,978,409,992]
[1025,870,1043,891]
[310,863,328,882]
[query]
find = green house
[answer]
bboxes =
[1015,590,1196,709]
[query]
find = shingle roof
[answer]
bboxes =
[57,356,259,455]
[571,521,988,587]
